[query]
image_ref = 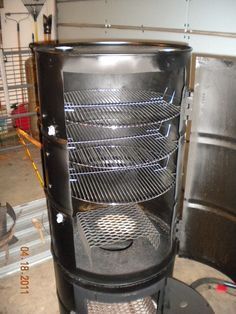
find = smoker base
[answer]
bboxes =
[54,258,168,312]
[56,263,214,314]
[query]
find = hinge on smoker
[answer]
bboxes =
[175,219,183,242]
[183,89,193,121]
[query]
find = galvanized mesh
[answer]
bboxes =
[77,205,160,250]
[87,297,156,314]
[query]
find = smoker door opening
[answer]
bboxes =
[61,71,180,283]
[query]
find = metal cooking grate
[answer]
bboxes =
[66,122,161,143]
[65,104,179,128]
[64,89,179,127]
[87,297,156,314]
[64,89,176,106]
[70,164,175,204]
[77,205,160,250]
[69,134,177,169]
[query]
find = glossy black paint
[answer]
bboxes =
[35,41,193,313]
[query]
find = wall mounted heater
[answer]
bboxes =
[35,41,236,314]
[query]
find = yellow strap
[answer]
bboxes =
[17,128,42,149]
[34,21,39,43]
[17,131,44,188]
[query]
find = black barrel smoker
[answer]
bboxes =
[35,41,234,313]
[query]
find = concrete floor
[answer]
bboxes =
[0,147,236,314]
[0,147,44,206]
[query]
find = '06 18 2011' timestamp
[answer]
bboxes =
[20,246,30,294]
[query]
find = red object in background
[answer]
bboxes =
[11,103,30,131]
[216,284,228,293]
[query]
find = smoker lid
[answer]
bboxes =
[35,40,192,55]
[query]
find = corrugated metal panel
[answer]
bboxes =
[0,198,51,279]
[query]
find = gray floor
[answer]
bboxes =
[0,147,236,313]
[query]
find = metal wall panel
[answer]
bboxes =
[57,1,107,24]
[188,0,236,33]
[179,57,236,280]
[186,0,236,55]
[57,0,187,28]
[58,27,186,44]
[187,35,236,57]
[56,0,236,56]
[103,0,186,28]
[57,0,187,43]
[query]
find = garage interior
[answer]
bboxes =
[0,1,236,314]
